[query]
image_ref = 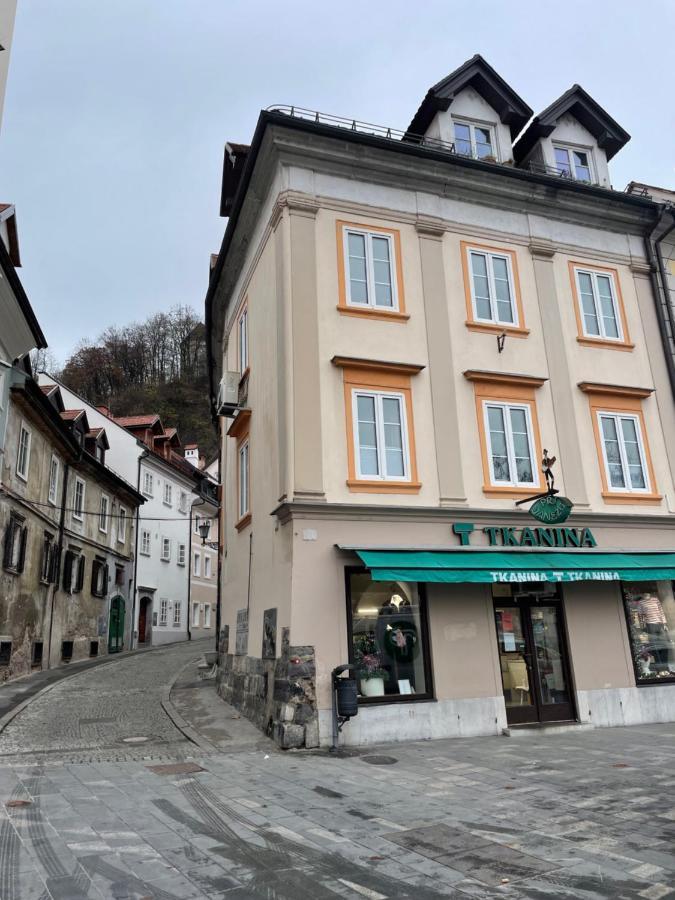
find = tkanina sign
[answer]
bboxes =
[452,523,597,548]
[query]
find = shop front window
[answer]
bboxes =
[623,582,675,684]
[347,570,432,702]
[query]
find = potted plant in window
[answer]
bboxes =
[354,637,388,697]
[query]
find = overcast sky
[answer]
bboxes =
[0,0,672,362]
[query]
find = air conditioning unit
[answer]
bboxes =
[217,372,240,416]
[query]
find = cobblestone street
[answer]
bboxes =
[0,642,674,899]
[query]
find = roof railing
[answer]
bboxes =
[526,160,598,186]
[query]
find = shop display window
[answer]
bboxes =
[346,570,432,702]
[623,582,675,684]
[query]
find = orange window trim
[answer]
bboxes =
[467,372,545,498]
[340,362,421,494]
[567,261,634,350]
[461,240,528,336]
[584,389,661,504]
[336,220,407,321]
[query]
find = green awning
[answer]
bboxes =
[354,549,675,584]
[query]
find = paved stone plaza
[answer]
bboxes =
[0,643,673,899]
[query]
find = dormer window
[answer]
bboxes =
[553,145,592,182]
[453,120,495,160]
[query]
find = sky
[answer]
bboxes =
[0,0,673,363]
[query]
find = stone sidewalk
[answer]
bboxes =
[0,644,673,898]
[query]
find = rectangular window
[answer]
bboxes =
[347,570,432,702]
[468,249,517,326]
[623,582,675,685]
[142,471,153,496]
[140,529,151,555]
[484,402,537,487]
[99,494,109,533]
[118,507,126,544]
[554,145,592,182]
[454,120,494,159]
[61,640,73,662]
[192,602,200,627]
[598,412,649,493]
[344,228,397,310]
[159,598,168,626]
[3,515,26,573]
[177,543,186,566]
[40,532,54,584]
[193,516,200,535]
[48,455,60,505]
[16,423,31,481]
[91,559,107,597]
[0,642,12,665]
[238,305,248,374]
[193,551,200,577]
[32,641,43,667]
[179,491,188,514]
[575,269,621,340]
[73,478,86,521]
[161,537,171,561]
[204,556,212,578]
[163,483,172,506]
[352,390,410,482]
[173,601,181,626]
[238,440,250,521]
[204,604,211,628]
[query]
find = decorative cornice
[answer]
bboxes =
[528,240,556,259]
[226,408,252,439]
[629,260,653,276]
[463,370,547,388]
[270,500,675,531]
[578,382,654,399]
[284,192,319,218]
[415,216,446,239]
[331,356,425,376]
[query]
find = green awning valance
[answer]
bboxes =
[354,549,675,584]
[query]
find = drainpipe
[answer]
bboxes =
[130,447,149,650]
[645,208,675,396]
[47,456,74,669]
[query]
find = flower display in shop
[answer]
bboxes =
[353,634,388,681]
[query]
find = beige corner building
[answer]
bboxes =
[206,56,675,749]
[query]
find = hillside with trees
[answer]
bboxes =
[42,305,216,457]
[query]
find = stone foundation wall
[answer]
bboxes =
[216,626,318,749]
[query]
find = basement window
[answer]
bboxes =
[89,641,99,658]
[0,642,12,665]
[61,640,74,662]
[32,642,44,667]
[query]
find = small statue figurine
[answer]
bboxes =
[542,449,556,493]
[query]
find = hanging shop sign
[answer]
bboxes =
[452,523,597,548]
[514,450,574,524]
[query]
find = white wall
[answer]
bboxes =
[426,87,513,163]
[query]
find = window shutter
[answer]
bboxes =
[62,551,74,591]
[2,522,14,570]
[102,564,109,595]
[17,527,27,574]
[90,560,100,595]
[76,555,85,593]
[50,546,61,585]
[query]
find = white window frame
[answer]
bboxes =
[48,455,60,505]
[597,411,650,494]
[238,440,250,520]
[142,471,153,497]
[99,494,110,533]
[553,143,594,182]
[238,305,249,373]
[352,389,411,482]
[204,604,211,628]
[193,551,201,577]
[140,529,151,556]
[160,537,171,561]
[452,117,497,160]
[192,602,200,627]
[193,516,200,535]
[343,227,398,311]
[574,267,623,342]
[16,422,31,482]
[73,478,86,521]
[177,543,186,566]
[179,491,188,514]
[483,401,539,489]
[467,248,518,327]
[163,482,172,507]
[204,556,212,578]
[118,507,127,544]
[173,601,181,626]
[159,597,168,626]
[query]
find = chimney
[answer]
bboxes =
[185,444,200,468]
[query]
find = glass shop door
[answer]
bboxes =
[494,589,576,725]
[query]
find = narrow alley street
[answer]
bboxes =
[0,642,673,899]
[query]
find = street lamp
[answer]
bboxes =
[198,519,211,545]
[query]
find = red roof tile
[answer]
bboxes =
[114,414,160,427]
[60,409,84,421]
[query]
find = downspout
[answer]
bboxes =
[130,447,149,650]
[645,208,675,395]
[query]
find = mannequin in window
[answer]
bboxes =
[638,592,673,673]
[375,592,419,693]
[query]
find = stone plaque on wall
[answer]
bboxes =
[262,608,277,659]
[235,609,248,655]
